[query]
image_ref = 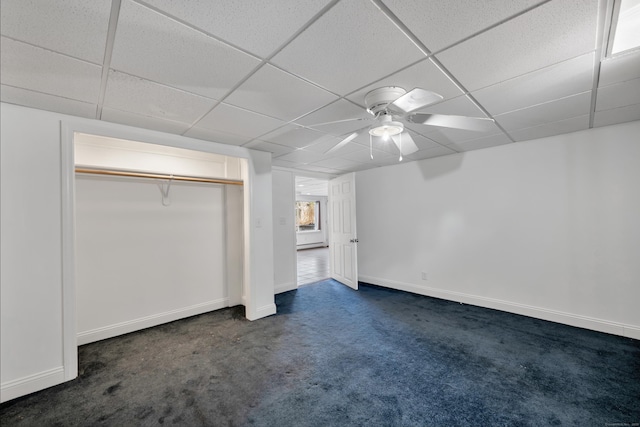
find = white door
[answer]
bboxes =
[329,173,358,290]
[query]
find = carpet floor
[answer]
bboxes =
[1,280,639,426]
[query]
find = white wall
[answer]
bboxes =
[1,105,66,402]
[356,121,640,339]
[75,177,235,344]
[272,169,297,294]
[0,102,275,402]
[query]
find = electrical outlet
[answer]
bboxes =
[421,272,427,280]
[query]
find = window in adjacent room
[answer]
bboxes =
[296,201,321,232]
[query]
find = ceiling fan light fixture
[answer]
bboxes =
[368,121,404,139]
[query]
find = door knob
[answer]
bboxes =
[350,238,359,243]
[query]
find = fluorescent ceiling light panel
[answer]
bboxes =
[611,0,640,55]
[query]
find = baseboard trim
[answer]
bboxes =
[359,275,640,340]
[77,298,229,345]
[1,366,65,403]
[274,281,297,294]
[247,303,277,321]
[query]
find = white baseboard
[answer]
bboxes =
[274,281,298,294]
[1,366,65,403]
[247,303,277,321]
[77,298,229,345]
[359,275,640,340]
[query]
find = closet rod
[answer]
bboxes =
[75,167,243,186]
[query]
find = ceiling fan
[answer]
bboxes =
[321,86,495,161]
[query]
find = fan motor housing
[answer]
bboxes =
[365,86,406,115]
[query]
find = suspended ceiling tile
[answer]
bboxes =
[383,0,546,53]
[596,78,640,111]
[0,0,111,64]
[593,103,640,128]
[309,157,365,171]
[599,50,640,87]
[272,158,301,169]
[415,94,487,117]
[259,124,329,149]
[509,114,589,142]
[141,0,333,57]
[447,133,513,152]
[101,107,191,135]
[472,52,595,115]
[295,99,371,136]
[110,0,260,100]
[0,37,102,103]
[271,0,424,95]
[104,70,216,124]
[195,103,285,140]
[495,91,592,131]
[276,149,325,164]
[226,65,338,121]
[242,140,296,157]
[303,135,364,155]
[346,58,463,106]
[0,85,97,118]
[436,0,598,91]
[294,164,344,174]
[419,123,504,146]
[183,126,249,146]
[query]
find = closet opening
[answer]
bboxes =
[72,133,246,345]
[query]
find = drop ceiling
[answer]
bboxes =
[1,0,639,175]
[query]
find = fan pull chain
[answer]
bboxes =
[398,133,403,162]
[369,134,374,159]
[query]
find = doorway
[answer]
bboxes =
[295,176,330,285]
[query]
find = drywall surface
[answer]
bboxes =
[356,121,640,338]
[75,177,231,344]
[0,102,274,402]
[1,104,66,402]
[272,169,297,294]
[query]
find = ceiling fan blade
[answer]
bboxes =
[324,132,360,154]
[390,88,443,113]
[408,113,495,131]
[391,132,419,155]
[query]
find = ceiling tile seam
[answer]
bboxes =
[428,0,554,56]
[426,53,515,143]
[0,83,99,106]
[101,105,194,127]
[103,69,223,103]
[0,35,103,67]
[131,0,261,62]
[369,0,433,57]
[150,0,342,137]
[404,128,461,154]
[96,0,123,120]
[368,0,512,143]
[589,0,616,128]
[511,113,591,134]
[493,90,594,117]
[339,57,432,102]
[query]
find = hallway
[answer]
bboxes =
[296,247,329,286]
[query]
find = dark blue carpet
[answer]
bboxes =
[1,280,638,426]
